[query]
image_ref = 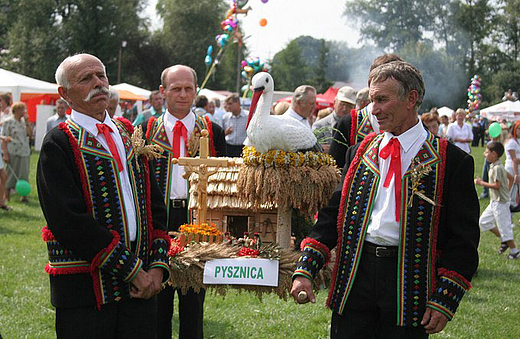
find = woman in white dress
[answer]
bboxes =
[505,121,520,207]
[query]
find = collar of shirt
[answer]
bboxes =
[164,110,196,135]
[285,107,306,121]
[228,109,248,119]
[489,159,502,169]
[70,109,115,137]
[332,111,339,123]
[151,106,165,118]
[380,118,425,156]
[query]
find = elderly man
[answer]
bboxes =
[283,85,316,130]
[107,86,120,118]
[145,65,226,339]
[291,61,479,338]
[312,86,356,151]
[37,53,170,338]
[45,99,69,134]
[222,93,248,157]
[132,90,165,126]
[329,54,403,169]
[356,87,370,110]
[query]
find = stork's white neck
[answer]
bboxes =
[250,89,273,124]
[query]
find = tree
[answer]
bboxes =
[309,39,333,93]
[270,39,310,91]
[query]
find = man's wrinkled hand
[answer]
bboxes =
[421,307,448,334]
[148,267,164,295]
[290,276,316,304]
[130,269,155,299]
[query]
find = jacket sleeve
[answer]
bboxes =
[37,130,143,282]
[328,115,352,170]
[293,145,359,281]
[427,145,480,320]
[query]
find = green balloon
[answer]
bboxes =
[488,122,502,138]
[15,180,31,197]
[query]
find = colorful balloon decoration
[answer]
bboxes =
[259,18,267,27]
[240,57,268,97]
[466,75,482,113]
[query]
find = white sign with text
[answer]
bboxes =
[203,258,279,287]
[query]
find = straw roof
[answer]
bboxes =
[187,158,276,211]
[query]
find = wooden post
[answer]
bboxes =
[276,207,292,249]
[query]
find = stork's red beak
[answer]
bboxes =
[247,86,264,129]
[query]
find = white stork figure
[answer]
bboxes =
[245,72,318,154]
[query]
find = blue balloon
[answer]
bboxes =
[207,45,213,55]
[205,55,212,66]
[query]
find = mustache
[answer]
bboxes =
[84,87,109,102]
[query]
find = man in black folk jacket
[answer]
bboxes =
[37,53,170,338]
[291,61,479,338]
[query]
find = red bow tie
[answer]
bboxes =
[379,137,402,222]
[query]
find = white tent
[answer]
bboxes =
[0,68,58,102]
[112,83,151,99]
[198,88,227,101]
[480,100,520,121]
[438,106,454,118]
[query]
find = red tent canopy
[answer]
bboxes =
[320,87,339,102]
[21,93,63,123]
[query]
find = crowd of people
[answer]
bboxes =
[0,50,515,338]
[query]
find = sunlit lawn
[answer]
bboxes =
[0,146,519,338]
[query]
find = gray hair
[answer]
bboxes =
[356,87,369,105]
[56,98,69,107]
[55,53,106,89]
[161,65,198,88]
[292,85,316,105]
[109,86,120,103]
[368,61,425,110]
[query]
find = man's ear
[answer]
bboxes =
[407,90,418,110]
[58,87,70,103]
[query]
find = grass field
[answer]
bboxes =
[1,145,519,338]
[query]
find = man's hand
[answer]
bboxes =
[130,269,155,299]
[290,276,316,304]
[421,308,448,334]
[3,153,9,163]
[225,126,233,135]
[148,267,164,295]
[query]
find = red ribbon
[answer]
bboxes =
[96,123,123,172]
[379,137,402,222]
[172,120,188,158]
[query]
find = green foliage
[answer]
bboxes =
[270,38,311,91]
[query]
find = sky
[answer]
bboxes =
[145,0,361,62]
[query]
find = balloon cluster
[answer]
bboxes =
[241,57,268,96]
[204,0,250,68]
[466,74,482,113]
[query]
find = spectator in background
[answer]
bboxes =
[421,112,440,136]
[204,99,222,126]
[283,85,316,130]
[194,95,209,118]
[447,108,473,153]
[46,99,69,134]
[2,102,32,203]
[273,101,290,115]
[312,86,356,151]
[499,119,510,144]
[0,92,12,126]
[222,93,249,157]
[472,117,482,147]
[132,90,165,126]
[0,134,12,210]
[212,98,226,123]
[439,115,450,138]
[355,87,370,110]
[107,87,120,118]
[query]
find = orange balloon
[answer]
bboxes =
[259,18,267,27]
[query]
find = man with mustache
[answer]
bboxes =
[37,53,170,338]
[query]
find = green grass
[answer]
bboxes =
[1,146,519,338]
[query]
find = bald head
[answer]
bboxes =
[56,54,106,89]
[161,65,198,89]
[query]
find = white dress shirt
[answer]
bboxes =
[365,119,427,246]
[283,108,312,130]
[70,110,137,241]
[163,111,196,200]
[446,122,473,153]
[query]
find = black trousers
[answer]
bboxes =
[226,143,244,157]
[330,246,428,339]
[156,201,205,339]
[55,297,157,339]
